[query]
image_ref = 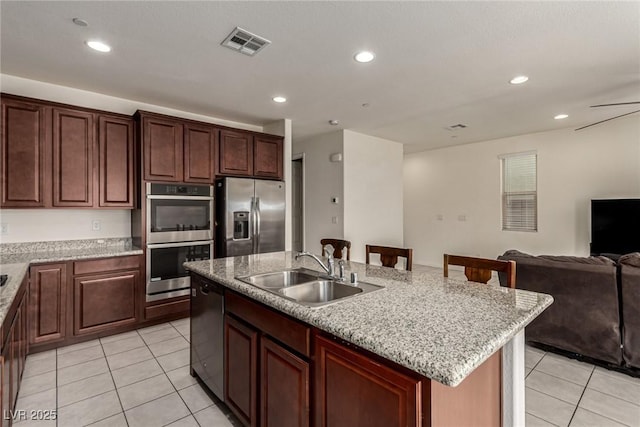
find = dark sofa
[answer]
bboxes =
[498,250,640,369]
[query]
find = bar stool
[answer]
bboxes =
[443,254,516,288]
[320,239,351,260]
[365,245,413,271]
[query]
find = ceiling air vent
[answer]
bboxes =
[221,27,271,56]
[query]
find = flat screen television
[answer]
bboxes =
[591,199,640,255]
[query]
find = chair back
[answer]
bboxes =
[320,239,351,260]
[366,245,413,271]
[443,254,516,288]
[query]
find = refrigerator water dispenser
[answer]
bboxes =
[233,211,250,239]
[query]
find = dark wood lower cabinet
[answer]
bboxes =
[315,335,422,427]
[1,276,28,427]
[260,337,309,427]
[225,315,259,427]
[29,263,67,346]
[73,270,139,335]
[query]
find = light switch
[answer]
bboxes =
[332,216,338,224]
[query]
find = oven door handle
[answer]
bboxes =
[146,195,213,201]
[147,240,213,249]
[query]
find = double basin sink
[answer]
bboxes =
[236,268,384,308]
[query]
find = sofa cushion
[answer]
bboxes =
[620,252,640,368]
[502,249,615,265]
[499,250,622,365]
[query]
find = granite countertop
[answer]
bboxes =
[0,238,143,327]
[185,251,553,387]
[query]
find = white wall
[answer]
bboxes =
[0,74,265,244]
[0,210,130,243]
[343,131,404,262]
[293,132,344,254]
[403,115,640,267]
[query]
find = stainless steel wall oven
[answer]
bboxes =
[145,183,214,302]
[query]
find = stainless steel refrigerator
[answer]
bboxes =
[215,177,285,257]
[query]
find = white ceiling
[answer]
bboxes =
[1,1,639,153]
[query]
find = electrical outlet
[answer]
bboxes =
[0,223,8,235]
[92,220,101,231]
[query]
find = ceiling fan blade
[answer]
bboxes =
[575,109,640,131]
[590,101,640,107]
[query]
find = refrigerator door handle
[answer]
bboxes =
[255,197,261,252]
[250,197,257,253]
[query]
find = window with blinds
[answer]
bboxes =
[501,152,537,232]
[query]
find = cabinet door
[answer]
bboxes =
[98,115,134,207]
[142,115,183,182]
[184,123,216,184]
[225,315,258,427]
[29,264,67,345]
[253,136,283,179]
[1,333,11,427]
[219,130,253,176]
[52,107,95,207]
[1,97,47,207]
[260,337,309,427]
[315,335,422,427]
[73,270,139,336]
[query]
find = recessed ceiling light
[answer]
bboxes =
[72,18,88,27]
[86,40,111,53]
[554,114,569,120]
[272,96,287,103]
[509,75,529,85]
[354,51,375,63]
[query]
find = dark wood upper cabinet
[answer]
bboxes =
[52,107,95,207]
[184,123,216,184]
[141,114,183,182]
[219,129,254,177]
[1,97,47,207]
[98,115,135,207]
[314,334,422,427]
[254,136,283,179]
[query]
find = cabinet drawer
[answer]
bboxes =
[73,255,140,275]
[226,291,311,357]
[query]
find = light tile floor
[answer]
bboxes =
[12,306,640,426]
[13,319,241,427]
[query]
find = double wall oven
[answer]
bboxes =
[146,183,213,302]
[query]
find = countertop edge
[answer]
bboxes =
[184,257,553,386]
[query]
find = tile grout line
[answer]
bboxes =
[152,323,211,426]
[525,411,561,427]
[566,366,595,426]
[99,335,130,427]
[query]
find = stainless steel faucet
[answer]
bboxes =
[295,252,335,277]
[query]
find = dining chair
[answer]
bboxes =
[443,254,516,288]
[365,245,413,271]
[320,238,351,260]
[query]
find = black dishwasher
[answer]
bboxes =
[190,273,224,401]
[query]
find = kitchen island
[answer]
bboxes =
[185,251,553,427]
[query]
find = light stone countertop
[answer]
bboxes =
[0,238,143,328]
[185,251,553,387]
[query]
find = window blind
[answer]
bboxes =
[502,153,537,231]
